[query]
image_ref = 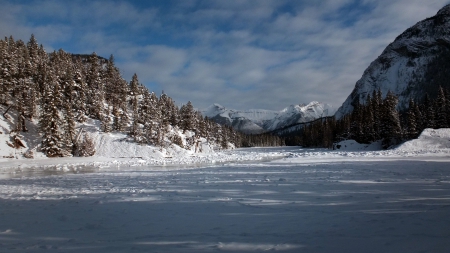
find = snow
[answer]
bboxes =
[200,102,334,133]
[396,128,450,152]
[1,130,450,252]
[335,6,450,118]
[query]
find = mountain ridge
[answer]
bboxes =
[335,4,450,118]
[201,101,334,134]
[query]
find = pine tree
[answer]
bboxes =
[0,36,17,105]
[72,58,88,122]
[129,73,142,141]
[85,52,104,119]
[435,86,447,128]
[406,99,418,139]
[413,101,423,133]
[349,102,363,142]
[180,101,195,133]
[371,89,382,140]
[380,91,402,148]
[40,68,66,157]
[63,101,77,155]
[104,54,128,111]
[421,93,435,129]
[101,106,112,133]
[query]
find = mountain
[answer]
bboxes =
[335,4,450,118]
[201,102,334,134]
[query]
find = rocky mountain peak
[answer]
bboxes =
[335,4,450,119]
[437,4,450,16]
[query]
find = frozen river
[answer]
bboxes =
[1,147,450,252]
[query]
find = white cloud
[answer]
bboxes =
[1,0,449,110]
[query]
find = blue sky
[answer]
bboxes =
[1,0,449,111]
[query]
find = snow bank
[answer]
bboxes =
[1,112,260,170]
[333,129,450,154]
[396,128,450,152]
[275,129,450,164]
[334,140,383,151]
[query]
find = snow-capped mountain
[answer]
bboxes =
[335,4,450,118]
[201,102,334,134]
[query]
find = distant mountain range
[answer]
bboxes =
[201,102,334,134]
[335,4,450,118]
[207,5,450,134]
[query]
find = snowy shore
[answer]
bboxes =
[1,128,450,173]
[1,129,450,252]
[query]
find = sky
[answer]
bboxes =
[1,0,449,111]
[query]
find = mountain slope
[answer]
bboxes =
[201,102,334,134]
[335,4,450,118]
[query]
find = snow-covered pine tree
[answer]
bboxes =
[62,100,77,155]
[168,98,180,127]
[26,34,40,76]
[100,106,112,133]
[129,73,142,141]
[180,101,195,133]
[104,54,128,112]
[158,93,171,134]
[219,125,230,149]
[86,52,104,119]
[72,58,88,122]
[14,40,33,132]
[39,67,67,157]
[0,36,18,105]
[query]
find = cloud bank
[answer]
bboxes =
[1,0,449,110]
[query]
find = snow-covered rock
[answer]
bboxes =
[333,140,383,151]
[335,4,450,118]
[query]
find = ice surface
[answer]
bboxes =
[1,126,450,252]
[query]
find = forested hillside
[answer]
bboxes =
[0,35,282,157]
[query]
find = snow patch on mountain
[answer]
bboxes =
[201,102,335,134]
[335,5,450,118]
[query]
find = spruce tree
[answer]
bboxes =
[129,73,141,141]
[380,91,402,148]
[406,99,418,139]
[86,52,104,119]
[435,86,447,128]
[40,68,66,157]
[421,93,435,129]
[180,101,195,133]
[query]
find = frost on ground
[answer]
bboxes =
[0,130,449,252]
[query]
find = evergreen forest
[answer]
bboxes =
[0,35,282,157]
[285,87,450,149]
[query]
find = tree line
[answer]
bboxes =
[0,35,284,157]
[287,87,450,149]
